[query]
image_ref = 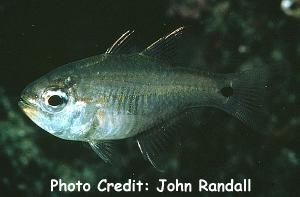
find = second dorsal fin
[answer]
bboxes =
[140,26,186,62]
[105,30,135,54]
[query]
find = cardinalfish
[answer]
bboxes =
[19,27,275,170]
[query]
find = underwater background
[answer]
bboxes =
[0,0,299,196]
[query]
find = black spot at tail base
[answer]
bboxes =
[220,87,233,97]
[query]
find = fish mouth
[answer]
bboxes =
[18,97,32,109]
[18,97,38,119]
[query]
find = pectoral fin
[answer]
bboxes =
[89,140,115,164]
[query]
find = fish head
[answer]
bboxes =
[19,68,91,141]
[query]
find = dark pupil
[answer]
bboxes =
[48,95,64,106]
[220,87,233,97]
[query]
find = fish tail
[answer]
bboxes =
[213,64,288,131]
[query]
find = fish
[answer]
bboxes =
[281,0,300,18]
[19,27,273,170]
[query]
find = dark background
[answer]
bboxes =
[0,0,299,196]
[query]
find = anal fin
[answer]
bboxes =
[136,120,181,172]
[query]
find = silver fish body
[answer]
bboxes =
[20,54,220,141]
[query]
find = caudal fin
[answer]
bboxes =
[215,65,287,131]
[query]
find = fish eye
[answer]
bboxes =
[47,95,66,107]
[42,89,69,111]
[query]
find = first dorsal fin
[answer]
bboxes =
[105,30,135,54]
[140,26,186,62]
